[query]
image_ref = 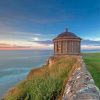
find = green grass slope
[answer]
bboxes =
[83,53,100,89]
[3,56,78,100]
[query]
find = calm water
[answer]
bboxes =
[0,50,53,97]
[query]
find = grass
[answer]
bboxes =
[3,56,77,100]
[83,53,100,89]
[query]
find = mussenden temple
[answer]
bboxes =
[53,28,81,56]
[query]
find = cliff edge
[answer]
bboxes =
[2,56,100,100]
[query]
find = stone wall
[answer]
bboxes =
[62,57,100,100]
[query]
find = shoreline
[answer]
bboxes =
[1,52,100,99]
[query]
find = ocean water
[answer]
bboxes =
[0,50,53,97]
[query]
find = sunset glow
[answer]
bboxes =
[0,0,100,50]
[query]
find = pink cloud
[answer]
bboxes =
[0,42,53,50]
[0,43,33,50]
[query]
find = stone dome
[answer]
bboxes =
[53,29,81,40]
[58,32,79,38]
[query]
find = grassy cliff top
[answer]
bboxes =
[83,53,100,89]
[3,56,80,100]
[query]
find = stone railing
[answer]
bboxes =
[62,57,100,100]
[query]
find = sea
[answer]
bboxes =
[0,50,100,97]
[0,50,53,97]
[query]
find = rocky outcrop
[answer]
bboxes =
[62,57,100,100]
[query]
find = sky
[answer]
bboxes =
[0,0,100,50]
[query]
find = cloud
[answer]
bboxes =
[0,42,33,50]
[33,39,100,50]
[81,39,100,45]
[0,24,54,50]
[81,39,100,50]
[81,45,100,50]
[0,39,53,50]
[0,14,72,27]
[32,37,39,41]
[32,40,52,45]
[0,43,12,47]
[0,0,74,25]
[0,25,46,41]
[0,36,100,50]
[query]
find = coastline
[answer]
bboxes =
[3,55,77,99]
[0,50,53,98]
[1,51,100,99]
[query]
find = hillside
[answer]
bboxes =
[83,53,100,89]
[2,55,100,100]
[3,56,78,100]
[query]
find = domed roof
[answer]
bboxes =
[53,28,81,41]
[58,32,78,38]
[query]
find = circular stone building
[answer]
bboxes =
[53,28,81,55]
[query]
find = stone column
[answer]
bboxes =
[76,41,77,54]
[54,42,56,55]
[78,41,80,54]
[62,41,65,54]
[62,41,64,54]
[75,41,77,54]
[54,42,55,54]
[69,40,71,54]
[57,41,58,54]
[61,41,63,54]
[79,41,81,53]
[56,41,58,54]
[77,41,79,54]
[72,41,73,55]
[73,41,76,55]
[68,41,70,54]
[71,40,72,54]
[60,41,62,54]
[66,40,67,54]
[59,41,61,54]
[67,40,69,54]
